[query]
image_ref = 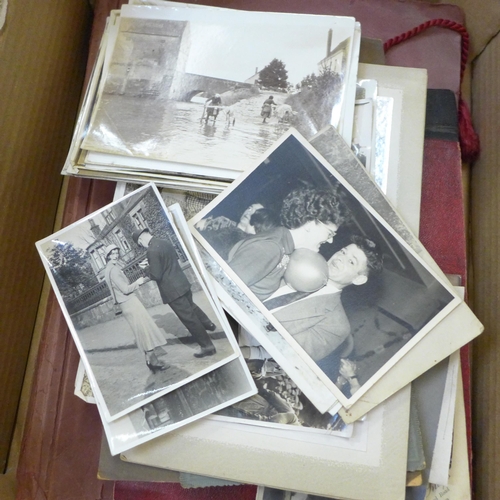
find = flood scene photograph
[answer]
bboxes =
[83,5,356,172]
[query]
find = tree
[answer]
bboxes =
[298,73,317,89]
[286,63,343,132]
[315,63,342,96]
[257,58,289,90]
[48,242,98,300]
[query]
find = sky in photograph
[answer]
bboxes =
[39,212,108,257]
[123,4,356,86]
[185,23,352,85]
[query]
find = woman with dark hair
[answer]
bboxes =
[249,207,281,234]
[227,186,347,301]
[104,244,168,373]
[261,95,276,123]
[198,204,279,260]
[279,186,348,235]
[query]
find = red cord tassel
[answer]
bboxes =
[458,96,480,163]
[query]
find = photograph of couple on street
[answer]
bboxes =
[38,185,236,420]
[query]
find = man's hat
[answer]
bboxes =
[132,227,150,244]
[105,244,120,258]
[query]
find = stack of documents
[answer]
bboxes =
[35,1,481,499]
[63,1,360,193]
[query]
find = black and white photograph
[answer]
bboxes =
[37,184,237,422]
[214,356,352,437]
[82,3,356,173]
[190,130,461,407]
[101,356,256,455]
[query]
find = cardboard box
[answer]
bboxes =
[0,0,93,495]
[429,1,500,497]
[460,1,500,499]
[1,0,499,498]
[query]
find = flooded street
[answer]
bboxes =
[86,92,292,173]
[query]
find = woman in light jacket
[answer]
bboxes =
[104,244,168,373]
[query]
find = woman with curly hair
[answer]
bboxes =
[227,186,348,301]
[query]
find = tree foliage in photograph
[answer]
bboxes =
[286,63,343,132]
[140,191,187,262]
[257,58,289,90]
[297,73,317,89]
[48,242,98,301]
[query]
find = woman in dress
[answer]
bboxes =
[261,95,276,123]
[104,244,168,373]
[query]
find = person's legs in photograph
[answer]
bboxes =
[168,293,217,357]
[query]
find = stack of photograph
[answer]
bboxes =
[38,131,483,499]
[33,1,483,499]
[63,0,360,193]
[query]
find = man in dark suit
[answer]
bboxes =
[269,235,383,381]
[133,228,217,358]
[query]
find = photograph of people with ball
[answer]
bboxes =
[190,129,461,406]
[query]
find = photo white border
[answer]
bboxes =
[189,128,461,409]
[81,2,357,171]
[36,183,238,422]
